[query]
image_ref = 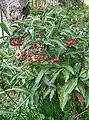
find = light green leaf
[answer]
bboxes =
[51,39,67,50]
[64,78,78,96]
[0,108,11,115]
[74,63,81,76]
[39,113,45,120]
[79,69,87,78]
[50,88,55,101]
[60,78,78,110]
[61,29,76,36]
[0,87,29,95]
[35,68,50,84]
[60,88,68,111]
[43,87,51,99]
[62,65,75,75]
[50,69,63,83]
[62,70,70,82]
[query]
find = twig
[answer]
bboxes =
[0,8,4,40]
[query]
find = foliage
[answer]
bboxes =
[59,0,84,7]
[1,4,89,120]
[64,6,89,28]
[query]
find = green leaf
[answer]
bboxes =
[60,78,78,110]
[62,65,75,75]
[0,87,29,95]
[35,68,50,84]
[64,78,78,96]
[50,88,55,101]
[0,108,11,115]
[51,39,67,50]
[79,69,87,78]
[74,63,81,76]
[14,95,30,112]
[0,23,10,35]
[50,69,63,83]
[39,113,45,120]
[61,28,76,36]
[60,88,68,111]
[11,21,29,27]
[85,88,89,108]
[43,87,51,99]
[62,69,70,82]
[78,80,85,98]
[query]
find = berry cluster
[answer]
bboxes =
[64,37,77,46]
[34,55,48,61]
[10,36,24,46]
[50,58,60,64]
[10,36,61,64]
[16,50,60,63]
[10,39,21,46]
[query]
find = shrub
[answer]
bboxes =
[0,5,89,120]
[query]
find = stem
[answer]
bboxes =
[1,9,4,40]
[52,90,60,120]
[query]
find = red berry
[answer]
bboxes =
[17,52,21,56]
[37,56,41,61]
[36,34,41,38]
[10,40,21,46]
[71,37,77,42]
[51,58,60,63]
[21,52,27,57]
[64,41,69,44]
[34,55,39,59]
[34,55,41,61]
[69,41,73,44]
[28,54,32,57]
[67,41,73,45]
[67,42,71,45]
[43,56,48,60]
[15,50,21,58]
[34,42,41,47]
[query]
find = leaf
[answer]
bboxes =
[62,65,75,75]
[43,87,51,99]
[44,41,55,47]
[51,39,67,50]
[78,80,85,98]
[64,78,78,96]
[85,88,89,108]
[0,87,29,95]
[0,108,11,115]
[35,68,50,84]
[11,21,29,27]
[14,95,30,112]
[50,88,55,101]
[0,23,10,35]
[60,88,68,111]
[60,78,78,110]
[49,69,63,83]
[62,69,70,82]
[79,69,87,78]
[34,93,39,107]
[39,113,45,120]
[10,72,22,84]
[61,28,76,36]
[74,63,81,76]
